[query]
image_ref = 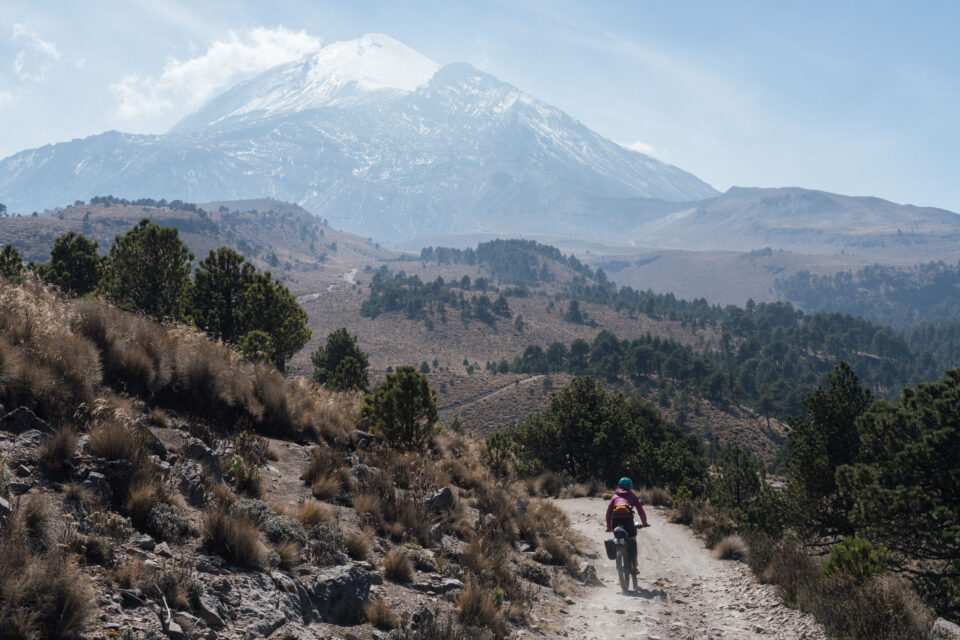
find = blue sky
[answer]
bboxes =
[1,0,958,211]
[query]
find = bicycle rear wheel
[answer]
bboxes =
[615,546,629,592]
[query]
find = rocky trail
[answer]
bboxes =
[553,498,827,640]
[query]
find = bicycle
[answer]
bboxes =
[605,521,646,592]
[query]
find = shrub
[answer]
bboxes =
[364,598,399,630]
[202,506,266,568]
[821,537,887,583]
[87,510,135,543]
[384,548,414,582]
[233,430,270,467]
[227,454,263,498]
[37,427,78,475]
[307,522,346,566]
[713,534,747,560]
[231,498,307,545]
[147,503,190,541]
[519,560,551,586]
[262,515,308,546]
[744,532,779,577]
[345,529,373,561]
[405,545,438,572]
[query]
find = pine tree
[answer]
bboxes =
[41,231,103,296]
[360,366,437,449]
[0,244,24,281]
[311,328,369,390]
[787,362,872,538]
[193,248,256,342]
[101,219,192,321]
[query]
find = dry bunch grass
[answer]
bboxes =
[0,494,94,639]
[456,581,507,638]
[713,534,747,560]
[275,540,301,569]
[640,486,672,507]
[0,279,102,418]
[295,500,334,527]
[37,427,78,475]
[345,528,373,561]
[202,506,266,568]
[364,598,399,630]
[383,548,413,582]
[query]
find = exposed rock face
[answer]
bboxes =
[311,564,372,624]
[426,486,454,512]
[0,406,52,435]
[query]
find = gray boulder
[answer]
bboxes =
[577,562,602,586]
[15,429,48,448]
[182,439,221,480]
[932,618,960,639]
[410,605,434,630]
[426,487,454,512]
[311,564,371,624]
[82,471,113,502]
[196,595,225,629]
[177,462,207,506]
[0,407,52,435]
[350,430,374,449]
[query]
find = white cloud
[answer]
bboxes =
[619,140,656,156]
[110,26,324,120]
[11,22,60,81]
[0,89,16,109]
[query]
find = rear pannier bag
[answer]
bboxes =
[604,538,618,560]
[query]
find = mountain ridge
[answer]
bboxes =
[0,34,717,239]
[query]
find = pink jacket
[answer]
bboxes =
[606,488,648,531]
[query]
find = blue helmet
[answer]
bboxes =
[618,477,633,489]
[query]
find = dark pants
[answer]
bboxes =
[611,515,638,563]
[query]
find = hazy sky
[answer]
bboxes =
[2,1,959,211]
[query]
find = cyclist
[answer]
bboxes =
[605,477,649,576]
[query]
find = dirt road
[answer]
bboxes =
[555,498,826,640]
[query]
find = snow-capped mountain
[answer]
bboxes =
[0,34,717,240]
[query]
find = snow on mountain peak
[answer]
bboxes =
[311,33,438,93]
[170,33,438,132]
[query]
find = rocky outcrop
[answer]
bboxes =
[0,406,53,435]
[311,564,371,624]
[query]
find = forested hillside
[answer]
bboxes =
[776,261,960,329]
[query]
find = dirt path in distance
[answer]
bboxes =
[553,498,826,640]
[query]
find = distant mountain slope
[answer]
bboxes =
[0,197,392,295]
[597,186,960,261]
[0,34,716,241]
